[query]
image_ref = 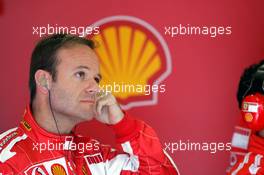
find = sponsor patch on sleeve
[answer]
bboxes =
[231,126,251,150]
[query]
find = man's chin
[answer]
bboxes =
[79,111,95,121]
[70,115,93,126]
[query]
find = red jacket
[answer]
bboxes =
[0,106,179,175]
[227,125,264,175]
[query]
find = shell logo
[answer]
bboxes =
[51,164,66,175]
[244,113,253,122]
[89,15,172,109]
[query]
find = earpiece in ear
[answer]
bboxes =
[39,76,48,90]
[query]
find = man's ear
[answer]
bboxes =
[35,70,51,94]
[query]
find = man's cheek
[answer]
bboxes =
[51,88,74,107]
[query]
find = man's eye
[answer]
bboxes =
[75,71,85,79]
[94,77,100,84]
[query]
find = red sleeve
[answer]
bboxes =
[108,111,180,175]
[0,162,15,175]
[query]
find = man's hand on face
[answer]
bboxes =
[94,91,124,125]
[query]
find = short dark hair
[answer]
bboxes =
[29,34,95,104]
[237,60,264,108]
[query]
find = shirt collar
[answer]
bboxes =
[19,105,74,142]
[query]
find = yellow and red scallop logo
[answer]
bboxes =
[88,15,172,109]
[51,163,67,175]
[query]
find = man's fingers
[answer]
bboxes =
[93,90,124,125]
[95,89,108,100]
[96,97,109,115]
[95,93,116,115]
[93,90,107,115]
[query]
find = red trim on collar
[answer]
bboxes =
[19,105,73,141]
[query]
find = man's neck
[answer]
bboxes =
[32,100,75,134]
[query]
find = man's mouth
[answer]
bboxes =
[80,99,95,104]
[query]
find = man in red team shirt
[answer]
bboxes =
[228,60,264,175]
[0,34,179,174]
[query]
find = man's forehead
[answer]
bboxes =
[56,44,99,69]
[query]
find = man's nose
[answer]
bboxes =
[84,79,100,94]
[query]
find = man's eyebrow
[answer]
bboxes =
[75,65,90,70]
[97,74,102,80]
